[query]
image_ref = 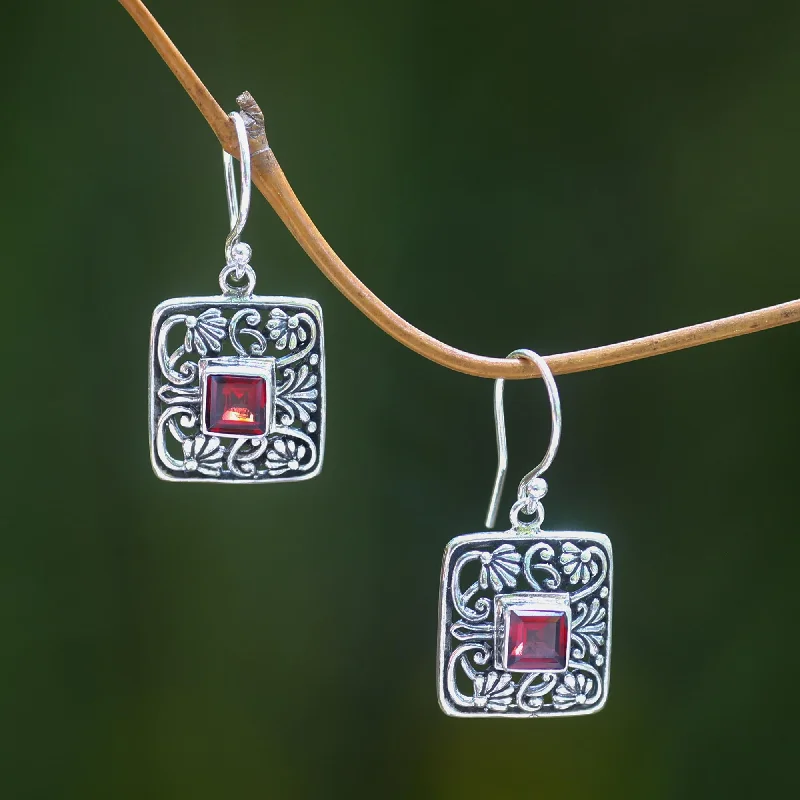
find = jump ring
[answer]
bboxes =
[219,264,256,297]
[510,498,545,532]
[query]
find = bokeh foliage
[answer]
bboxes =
[2,1,799,797]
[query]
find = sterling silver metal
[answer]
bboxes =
[148,111,326,483]
[223,112,252,272]
[486,349,561,529]
[437,350,612,718]
[437,530,612,718]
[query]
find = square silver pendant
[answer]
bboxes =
[437,531,612,718]
[149,295,325,483]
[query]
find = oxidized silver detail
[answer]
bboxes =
[149,295,325,483]
[438,530,612,718]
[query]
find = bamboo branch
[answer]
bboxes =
[119,0,800,379]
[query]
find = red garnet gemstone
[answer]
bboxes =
[205,375,268,437]
[506,610,568,671]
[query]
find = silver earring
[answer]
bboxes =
[148,112,325,483]
[437,350,613,717]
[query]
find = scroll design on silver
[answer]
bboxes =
[450,543,521,623]
[523,542,561,590]
[516,672,559,713]
[229,308,267,357]
[445,643,512,711]
[150,296,325,483]
[438,531,612,718]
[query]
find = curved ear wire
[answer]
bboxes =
[486,375,509,529]
[485,350,562,529]
[223,111,252,267]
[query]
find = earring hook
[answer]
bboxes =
[485,349,562,529]
[223,111,252,270]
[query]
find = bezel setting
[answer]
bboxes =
[149,294,325,484]
[437,530,612,718]
[199,356,276,439]
[493,592,571,673]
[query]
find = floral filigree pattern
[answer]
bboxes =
[451,543,522,623]
[184,308,226,355]
[266,437,306,474]
[182,434,225,476]
[479,544,522,592]
[150,299,323,483]
[440,533,612,718]
[276,364,319,426]
[571,598,607,661]
[472,671,515,711]
[267,308,307,350]
[553,671,597,711]
[560,542,599,585]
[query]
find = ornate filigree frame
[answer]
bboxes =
[437,531,613,718]
[148,294,325,484]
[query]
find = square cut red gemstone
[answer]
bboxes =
[205,374,268,436]
[506,610,568,671]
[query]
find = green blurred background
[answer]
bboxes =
[2,1,799,797]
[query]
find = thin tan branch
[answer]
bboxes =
[119,0,800,379]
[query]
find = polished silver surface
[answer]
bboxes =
[223,111,252,270]
[149,296,325,483]
[438,530,612,718]
[486,349,562,529]
[440,348,611,718]
[149,110,326,483]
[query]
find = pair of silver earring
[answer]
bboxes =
[147,112,613,719]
